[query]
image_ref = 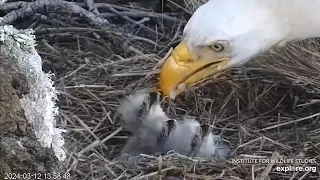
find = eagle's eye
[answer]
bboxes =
[157,131,167,142]
[191,141,196,147]
[137,108,144,116]
[137,103,146,117]
[209,43,224,52]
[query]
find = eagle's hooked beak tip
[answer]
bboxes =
[159,41,230,99]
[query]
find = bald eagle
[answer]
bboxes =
[160,0,320,99]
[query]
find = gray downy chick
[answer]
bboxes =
[121,118,177,156]
[196,124,231,159]
[154,119,177,154]
[163,116,203,156]
[117,91,156,135]
[137,118,177,155]
[120,92,176,156]
[188,123,212,157]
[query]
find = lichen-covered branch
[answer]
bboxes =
[0,24,66,161]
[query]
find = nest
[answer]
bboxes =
[2,0,320,179]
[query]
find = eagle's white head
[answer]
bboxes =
[160,0,320,98]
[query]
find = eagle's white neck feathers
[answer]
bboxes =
[184,0,320,66]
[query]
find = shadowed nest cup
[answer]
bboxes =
[3,0,319,179]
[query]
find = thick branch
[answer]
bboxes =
[0,0,109,26]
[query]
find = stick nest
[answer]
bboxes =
[2,0,319,179]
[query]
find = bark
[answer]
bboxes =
[0,54,64,179]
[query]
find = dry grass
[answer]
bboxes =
[4,0,320,179]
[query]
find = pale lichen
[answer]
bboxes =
[0,24,66,161]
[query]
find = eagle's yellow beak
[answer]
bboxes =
[160,41,230,99]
